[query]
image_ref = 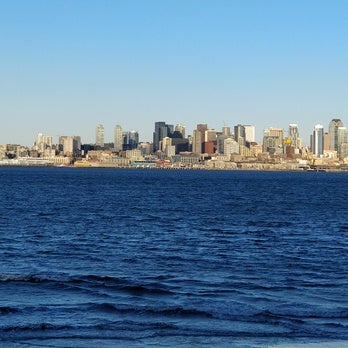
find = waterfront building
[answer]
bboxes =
[329,118,344,151]
[95,124,104,147]
[312,124,324,157]
[114,125,123,152]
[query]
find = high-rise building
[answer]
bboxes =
[337,127,347,146]
[114,125,123,152]
[95,124,104,147]
[153,122,173,152]
[288,124,300,148]
[35,133,53,153]
[161,136,172,152]
[59,136,81,157]
[312,124,324,157]
[123,131,139,150]
[337,127,348,159]
[224,138,239,155]
[244,125,255,143]
[205,129,217,142]
[234,124,246,145]
[329,118,344,151]
[222,126,231,137]
[175,124,186,139]
[192,129,202,154]
[263,127,284,154]
[339,143,348,159]
[323,132,330,151]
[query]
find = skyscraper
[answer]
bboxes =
[222,126,231,137]
[192,129,202,154]
[337,127,348,159]
[243,125,255,143]
[312,124,324,157]
[288,124,300,148]
[234,124,246,145]
[123,131,139,150]
[59,136,81,157]
[328,118,344,151]
[35,133,52,153]
[153,122,172,152]
[95,124,104,147]
[114,125,123,152]
[175,124,186,139]
[263,127,284,154]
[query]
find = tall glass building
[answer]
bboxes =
[328,118,344,151]
[312,124,324,157]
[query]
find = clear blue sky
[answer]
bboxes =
[1,0,347,146]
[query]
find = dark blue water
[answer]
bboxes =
[1,167,348,347]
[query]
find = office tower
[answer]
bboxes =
[35,133,53,153]
[205,129,217,142]
[197,124,207,132]
[123,131,139,150]
[288,124,300,148]
[329,118,344,151]
[161,137,172,152]
[95,124,104,147]
[263,127,284,154]
[224,137,239,155]
[175,124,186,139]
[339,143,348,159]
[192,129,202,154]
[217,134,228,154]
[337,127,347,145]
[114,125,123,152]
[59,136,81,157]
[323,132,330,151]
[312,124,324,157]
[153,122,173,152]
[234,124,246,145]
[268,127,284,142]
[244,125,255,143]
[222,126,231,137]
[337,127,348,159]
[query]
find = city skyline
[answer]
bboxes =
[1,117,346,149]
[1,1,348,146]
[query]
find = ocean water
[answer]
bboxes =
[0,167,347,347]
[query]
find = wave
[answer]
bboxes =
[0,273,176,296]
[0,306,18,315]
[87,302,214,318]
